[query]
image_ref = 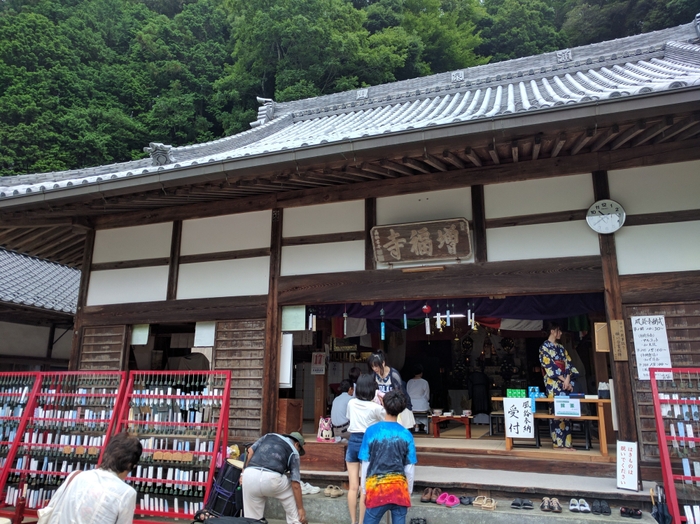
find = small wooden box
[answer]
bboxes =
[301,441,347,471]
[277,398,303,434]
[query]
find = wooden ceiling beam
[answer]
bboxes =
[511,141,519,163]
[422,153,448,172]
[487,143,500,164]
[360,162,397,178]
[550,133,567,158]
[610,121,646,150]
[380,160,415,176]
[31,230,76,258]
[631,116,674,146]
[344,166,384,180]
[531,134,542,160]
[654,114,700,144]
[590,124,620,152]
[442,151,466,169]
[50,236,85,259]
[10,227,62,252]
[673,122,700,142]
[571,128,595,155]
[402,157,432,174]
[55,245,85,266]
[463,148,482,167]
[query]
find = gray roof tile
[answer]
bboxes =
[0,249,79,314]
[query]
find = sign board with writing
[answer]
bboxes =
[503,397,535,439]
[631,315,672,380]
[311,352,326,375]
[371,218,471,264]
[553,397,581,417]
[617,441,639,491]
[610,319,628,361]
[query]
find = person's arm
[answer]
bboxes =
[290,481,307,524]
[115,488,137,524]
[539,343,563,380]
[404,463,415,495]
[361,461,368,492]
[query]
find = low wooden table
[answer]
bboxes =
[492,397,612,456]
[428,415,473,438]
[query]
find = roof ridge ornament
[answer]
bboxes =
[250,97,276,128]
[143,142,174,166]
[695,13,700,38]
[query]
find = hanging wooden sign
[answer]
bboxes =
[610,319,628,361]
[371,218,471,264]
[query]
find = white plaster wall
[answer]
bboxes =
[0,322,72,359]
[484,174,593,219]
[93,223,173,263]
[616,221,700,275]
[281,241,365,276]
[86,266,169,305]
[377,188,472,225]
[176,257,270,299]
[486,221,600,262]
[609,160,700,215]
[181,210,272,255]
[283,201,365,237]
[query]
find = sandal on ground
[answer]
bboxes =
[324,485,343,498]
[629,508,643,519]
[436,492,449,505]
[600,499,611,515]
[569,498,580,512]
[511,498,522,509]
[550,498,563,513]
[445,495,460,508]
[591,499,602,515]
[482,498,497,511]
[473,495,487,507]
[540,497,552,512]
[522,499,533,510]
[578,499,591,513]
[420,487,432,503]
[460,496,475,505]
[323,485,334,497]
[430,487,442,503]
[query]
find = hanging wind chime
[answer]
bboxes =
[380,308,386,341]
[422,304,431,335]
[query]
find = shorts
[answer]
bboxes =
[345,432,364,462]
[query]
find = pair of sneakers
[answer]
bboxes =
[301,482,321,495]
[570,498,591,513]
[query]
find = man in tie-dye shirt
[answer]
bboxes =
[359,389,417,524]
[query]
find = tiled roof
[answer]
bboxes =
[0,249,80,314]
[0,20,699,200]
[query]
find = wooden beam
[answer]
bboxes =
[166,220,182,300]
[620,270,700,304]
[179,247,271,265]
[278,255,603,304]
[442,150,466,169]
[70,229,94,370]
[624,208,700,227]
[262,208,282,434]
[91,258,170,272]
[511,141,519,163]
[10,227,62,252]
[487,209,588,228]
[34,232,82,258]
[571,128,595,155]
[402,157,431,173]
[550,133,567,158]
[360,162,396,178]
[532,134,542,160]
[365,198,376,271]
[673,122,700,142]
[380,159,415,176]
[471,185,487,263]
[591,124,620,152]
[653,113,700,144]
[344,166,383,180]
[281,231,365,246]
[488,143,500,164]
[423,153,448,172]
[630,116,674,146]
[610,121,646,150]
[463,147,482,167]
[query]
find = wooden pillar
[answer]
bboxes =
[314,373,328,423]
[262,209,283,434]
[365,198,376,270]
[592,170,637,442]
[166,220,182,300]
[471,185,487,263]
[69,228,95,370]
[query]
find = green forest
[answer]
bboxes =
[0,0,697,176]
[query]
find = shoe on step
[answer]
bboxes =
[578,499,591,513]
[569,498,580,512]
[420,487,432,503]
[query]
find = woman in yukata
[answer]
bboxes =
[539,321,579,450]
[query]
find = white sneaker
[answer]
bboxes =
[304,482,321,494]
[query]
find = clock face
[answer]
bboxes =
[586,199,626,234]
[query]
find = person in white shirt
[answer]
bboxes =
[331,380,353,438]
[41,431,142,524]
[406,364,430,433]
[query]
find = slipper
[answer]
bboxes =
[431,488,442,503]
[459,496,474,505]
[569,498,580,512]
[522,499,534,510]
[540,497,552,512]
[629,508,643,519]
[621,507,631,518]
[436,492,450,505]
[578,499,591,513]
[482,498,497,511]
[473,495,487,507]
[329,485,343,498]
[324,485,335,497]
[591,499,601,515]
[511,498,523,509]
[420,487,433,503]
[600,500,611,515]
[550,498,563,513]
[445,495,460,508]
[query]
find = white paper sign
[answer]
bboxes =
[617,441,638,491]
[553,397,581,417]
[631,315,672,380]
[503,398,535,439]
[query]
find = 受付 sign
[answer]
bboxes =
[503,397,535,439]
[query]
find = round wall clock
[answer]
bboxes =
[586,199,626,234]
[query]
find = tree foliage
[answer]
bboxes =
[0,0,694,176]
